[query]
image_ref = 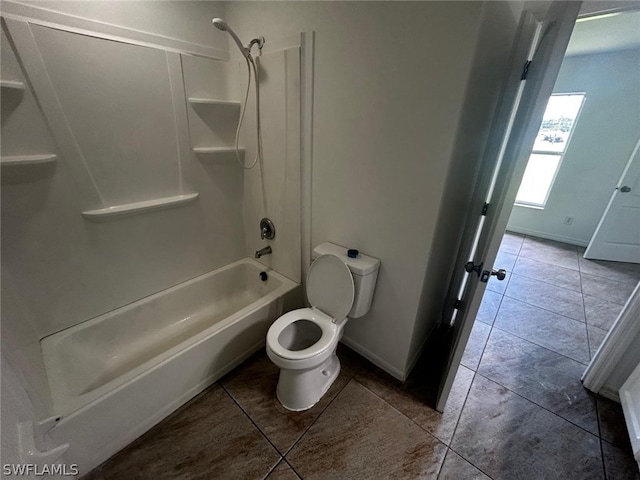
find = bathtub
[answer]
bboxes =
[41,258,299,475]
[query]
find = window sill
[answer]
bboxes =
[514,202,545,210]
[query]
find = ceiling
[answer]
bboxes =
[566,8,640,56]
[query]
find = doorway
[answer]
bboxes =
[459,7,640,476]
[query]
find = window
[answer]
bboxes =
[515,93,585,207]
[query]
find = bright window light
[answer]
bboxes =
[515,94,585,207]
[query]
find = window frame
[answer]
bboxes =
[515,92,586,208]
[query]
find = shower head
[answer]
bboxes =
[212,18,249,58]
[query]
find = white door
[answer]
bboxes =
[584,137,640,264]
[436,1,581,412]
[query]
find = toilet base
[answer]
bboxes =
[276,353,340,411]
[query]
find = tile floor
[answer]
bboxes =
[84,233,640,480]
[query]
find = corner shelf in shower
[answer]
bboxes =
[188,98,241,108]
[1,154,57,166]
[0,80,25,92]
[193,146,245,160]
[81,193,199,222]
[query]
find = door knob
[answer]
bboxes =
[480,269,507,282]
[619,186,631,193]
[492,269,507,280]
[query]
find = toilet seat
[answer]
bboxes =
[267,254,355,362]
[267,308,338,361]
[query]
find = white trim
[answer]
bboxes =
[599,386,621,403]
[166,52,191,195]
[505,225,589,247]
[0,1,229,60]
[300,32,314,283]
[582,283,640,393]
[340,337,405,381]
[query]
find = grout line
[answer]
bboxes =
[578,254,595,363]
[261,460,284,480]
[446,445,496,480]
[219,384,284,463]
[446,368,477,444]
[445,375,496,480]
[435,448,449,480]
[284,458,304,479]
[594,398,608,480]
[509,265,583,293]
[281,373,352,458]
[495,240,591,365]
[501,288,587,325]
[581,249,608,479]
[348,377,448,451]
[489,323,590,367]
[477,373,602,440]
[471,237,598,435]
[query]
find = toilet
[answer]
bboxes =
[266,242,380,411]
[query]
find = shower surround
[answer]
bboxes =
[0,1,303,474]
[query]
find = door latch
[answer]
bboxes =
[480,269,507,283]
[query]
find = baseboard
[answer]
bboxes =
[339,336,405,381]
[505,226,589,247]
[598,386,621,404]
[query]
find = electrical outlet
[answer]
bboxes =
[563,216,574,225]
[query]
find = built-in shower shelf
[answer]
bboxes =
[193,146,245,158]
[82,193,199,222]
[1,80,25,91]
[1,154,57,166]
[188,98,240,108]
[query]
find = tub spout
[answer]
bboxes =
[255,246,272,258]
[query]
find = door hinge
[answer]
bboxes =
[453,298,463,310]
[521,60,532,80]
[481,202,489,216]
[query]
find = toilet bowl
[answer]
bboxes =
[266,242,380,411]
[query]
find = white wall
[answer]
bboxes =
[17,0,229,52]
[508,48,640,246]
[226,1,523,378]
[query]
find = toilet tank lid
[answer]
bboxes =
[313,242,380,276]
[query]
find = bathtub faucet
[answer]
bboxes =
[255,246,272,258]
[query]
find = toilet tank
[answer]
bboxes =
[312,242,380,318]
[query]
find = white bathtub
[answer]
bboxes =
[41,258,299,475]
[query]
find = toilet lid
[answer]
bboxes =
[307,254,355,320]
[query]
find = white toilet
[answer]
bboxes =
[266,242,380,411]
